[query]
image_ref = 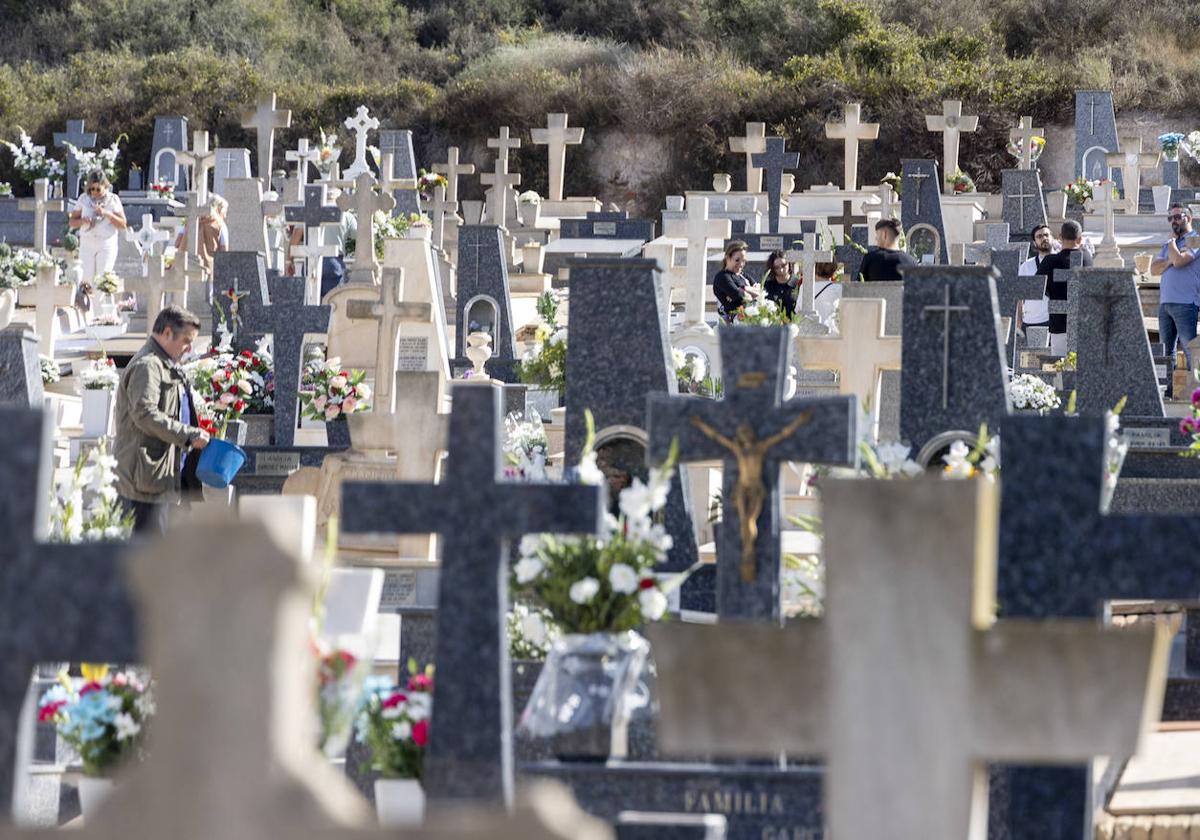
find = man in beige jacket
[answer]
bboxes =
[113,305,210,534]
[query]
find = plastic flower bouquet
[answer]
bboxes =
[731,297,791,326]
[517,291,567,397]
[47,442,134,543]
[299,356,371,422]
[508,602,559,660]
[1006,135,1046,164]
[504,409,550,480]
[79,356,119,391]
[417,169,448,201]
[1160,132,1185,161]
[1010,373,1061,414]
[2,128,64,185]
[149,177,175,202]
[0,243,58,289]
[316,128,341,178]
[946,168,976,193]
[93,271,121,296]
[40,355,61,384]
[1063,177,1102,205]
[355,661,434,779]
[38,664,155,777]
[315,641,372,759]
[66,135,124,186]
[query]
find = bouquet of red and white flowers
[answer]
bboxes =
[355,661,434,779]
[300,356,371,422]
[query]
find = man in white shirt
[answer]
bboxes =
[1017,223,1057,331]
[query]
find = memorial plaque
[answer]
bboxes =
[759,235,784,251]
[593,221,617,236]
[396,336,429,373]
[255,451,302,475]
[1122,427,1172,449]
[381,569,419,609]
[1155,364,1167,379]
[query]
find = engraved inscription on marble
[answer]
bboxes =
[593,221,617,236]
[395,336,429,372]
[381,569,418,609]
[255,451,301,475]
[1121,426,1172,449]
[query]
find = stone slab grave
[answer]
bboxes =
[342,383,604,809]
[1077,89,1121,183]
[379,128,422,216]
[0,407,139,819]
[1070,267,1163,417]
[44,501,609,840]
[900,159,949,263]
[1001,169,1047,242]
[563,256,701,602]
[899,265,1011,458]
[544,211,656,282]
[969,237,1036,368]
[648,476,1170,840]
[795,298,900,440]
[148,114,189,188]
[453,225,520,382]
[648,326,857,622]
[0,326,43,409]
[236,272,348,493]
[991,414,1200,840]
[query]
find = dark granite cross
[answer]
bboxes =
[284,183,342,236]
[837,199,868,238]
[923,285,973,409]
[750,137,799,234]
[0,408,138,817]
[341,384,603,810]
[241,273,330,447]
[53,119,97,200]
[647,327,857,622]
[834,225,870,283]
[994,413,1200,840]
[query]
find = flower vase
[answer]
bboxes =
[712,173,732,193]
[77,775,114,822]
[518,200,541,227]
[374,778,425,827]
[80,388,115,437]
[518,631,650,761]
[325,417,351,448]
[0,288,16,330]
[1153,185,1173,216]
[1165,149,1181,163]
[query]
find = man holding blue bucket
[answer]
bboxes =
[113,305,210,534]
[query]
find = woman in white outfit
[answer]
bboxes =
[69,169,127,286]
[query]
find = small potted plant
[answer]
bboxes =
[78,355,120,437]
[356,660,434,827]
[517,190,542,226]
[38,664,155,820]
[299,355,371,448]
[1160,132,1185,162]
[946,168,976,194]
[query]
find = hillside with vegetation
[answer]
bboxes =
[0,0,1192,209]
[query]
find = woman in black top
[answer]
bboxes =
[761,249,798,319]
[712,240,760,322]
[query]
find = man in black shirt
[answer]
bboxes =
[859,218,916,281]
[1040,220,1093,356]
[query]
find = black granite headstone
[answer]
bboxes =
[378,129,422,217]
[900,159,948,263]
[211,252,271,353]
[454,225,519,382]
[0,325,43,408]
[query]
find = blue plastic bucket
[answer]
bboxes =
[195,438,247,488]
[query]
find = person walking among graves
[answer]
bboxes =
[761,249,798,319]
[1150,203,1200,398]
[1017,224,1057,332]
[1042,219,1094,356]
[712,240,761,323]
[174,194,229,273]
[68,169,127,286]
[113,305,210,534]
[860,218,915,281]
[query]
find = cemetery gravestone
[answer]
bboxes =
[750,137,799,235]
[17,179,63,255]
[212,251,271,353]
[1076,90,1120,182]
[531,113,584,204]
[925,100,978,193]
[1010,116,1044,171]
[223,177,269,254]
[53,119,96,200]
[175,130,216,204]
[824,103,879,192]
[454,225,519,382]
[0,326,43,408]
[900,159,949,264]
[342,105,380,180]
[213,148,252,197]
[1105,136,1160,215]
[149,115,189,187]
[481,127,522,228]
[239,93,291,182]
[728,122,767,193]
[336,172,396,285]
[378,129,423,216]
[1001,170,1047,242]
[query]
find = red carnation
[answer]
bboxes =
[412,719,429,747]
[338,650,356,669]
[79,681,103,696]
[407,674,433,692]
[38,700,66,722]
[241,350,253,357]
[234,399,246,412]
[638,577,656,590]
[383,692,408,709]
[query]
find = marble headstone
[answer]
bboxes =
[899,159,949,264]
[378,129,422,216]
[1076,90,1120,184]
[149,115,189,188]
[1001,169,1047,242]
[454,225,519,382]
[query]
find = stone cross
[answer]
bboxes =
[785,232,833,318]
[143,251,190,329]
[173,191,212,258]
[682,194,732,329]
[285,183,343,299]
[1090,182,1123,268]
[647,327,857,621]
[824,103,879,191]
[241,275,331,448]
[0,407,138,818]
[1007,182,1040,232]
[31,262,60,357]
[728,122,767,193]
[345,265,431,411]
[53,119,96,200]
[284,137,320,188]
[125,212,173,262]
[1010,116,1044,170]
[750,137,799,234]
[336,172,396,285]
[1105,135,1161,214]
[425,183,455,251]
[341,105,379,179]
[342,384,603,809]
[925,100,978,191]
[175,130,216,203]
[481,126,522,227]
[17,178,63,255]
[836,199,869,239]
[996,414,1200,838]
[648,475,1170,840]
[923,284,972,409]
[862,182,900,222]
[375,151,419,213]
[239,92,292,181]
[796,298,901,433]
[433,145,476,206]
[530,113,583,202]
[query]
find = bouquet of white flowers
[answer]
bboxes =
[1010,373,1061,414]
[1,129,64,185]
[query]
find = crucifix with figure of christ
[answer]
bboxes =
[648,326,856,622]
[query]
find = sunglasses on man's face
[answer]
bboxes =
[1169,213,1188,221]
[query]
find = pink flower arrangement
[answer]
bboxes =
[300,356,371,422]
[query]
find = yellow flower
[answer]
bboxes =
[81,663,109,683]
[535,325,550,342]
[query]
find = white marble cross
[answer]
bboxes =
[648,477,1171,840]
[433,146,475,206]
[336,171,396,285]
[239,92,292,181]
[125,213,173,263]
[925,100,978,192]
[682,193,732,330]
[481,126,522,226]
[1010,116,1044,171]
[31,261,60,356]
[824,103,879,191]
[377,151,419,196]
[284,138,320,188]
[292,234,339,304]
[141,252,190,328]
[863,181,901,222]
[1105,135,1161,215]
[530,113,584,202]
[175,130,215,204]
[346,265,434,412]
[786,232,833,317]
[173,192,212,258]
[728,122,767,193]
[424,183,455,251]
[17,178,63,255]
[1089,183,1124,267]
[342,105,379,179]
